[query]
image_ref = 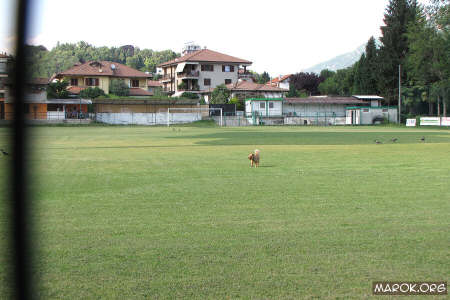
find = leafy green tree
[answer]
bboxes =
[258,71,271,84]
[47,80,69,99]
[228,96,244,110]
[319,69,335,81]
[210,84,231,104]
[287,83,300,97]
[79,87,105,99]
[318,76,340,95]
[406,1,449,115]
[109,79,129,96]
[24,41,180,78]
[126,56,141,70]
[318,66,357,96]
[153,87,165,98]
[181,92,199,99]
[290,72,324,96]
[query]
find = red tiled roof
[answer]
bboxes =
[147,80,162,87]
[158,49,252,67]
[57,61,153,78]
[67,86,86,95]
[285,96,367,104]
[202,81,288,93]
[266,74,292,86]
[227,80,288,92]
[129,88,154,96]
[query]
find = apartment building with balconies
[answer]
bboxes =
[158,48,252,96]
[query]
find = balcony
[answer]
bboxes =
[177,71,199,79]
[238,72,254,80]
[161,74,174,82]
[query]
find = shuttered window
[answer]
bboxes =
[131,80,139,87]
[201,65,214,71]
[222,65,234,72]
[85,78,99,86]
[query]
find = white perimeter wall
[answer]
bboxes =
[96,112,203,125]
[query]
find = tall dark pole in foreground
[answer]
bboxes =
[11,0,33,298]
[398,64,401,124]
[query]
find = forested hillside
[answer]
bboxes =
[25,41,179,78]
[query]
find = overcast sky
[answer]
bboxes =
[0,0,421,75]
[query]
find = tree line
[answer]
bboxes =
[25,41,179,78]
[288,0,449,118]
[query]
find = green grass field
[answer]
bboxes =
[1,125,449,299]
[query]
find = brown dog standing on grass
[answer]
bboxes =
[248,149,260,167]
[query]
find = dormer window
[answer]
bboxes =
[89,61,102,68]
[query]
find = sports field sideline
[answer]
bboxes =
[0,125,449,298]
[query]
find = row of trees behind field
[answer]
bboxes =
[287,0,449,118]
[25,42,179,78]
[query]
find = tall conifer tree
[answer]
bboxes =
[378,0,418,104]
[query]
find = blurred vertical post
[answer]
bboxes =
[11,0,33,298]
[398,64,401,124]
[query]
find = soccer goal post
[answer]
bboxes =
[165,107,223,126]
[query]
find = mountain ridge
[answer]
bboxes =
[303,39,380,74]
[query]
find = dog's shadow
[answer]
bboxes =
[258,165,274,168]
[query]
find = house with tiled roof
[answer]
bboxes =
[54,61,153,96]
[157,48,252,96]
[147,80,162,94]
[199,80,288,103]
[225,81,288,99]
[266,74,292,90]
[2,77,92,121]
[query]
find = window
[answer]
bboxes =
[47,104,64,111]
[85,78,99,86]
[131,79,139,87]
[269,102,274,109]
[201,65,214,71]
[70,78,78,86]
[204,78,211,86]
[222,65,234,72]
[259,102,265,109]
[363,109,369,113]
[382,108,388,112]
[225,79,232,85]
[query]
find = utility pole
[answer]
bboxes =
[398,64,401,124]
